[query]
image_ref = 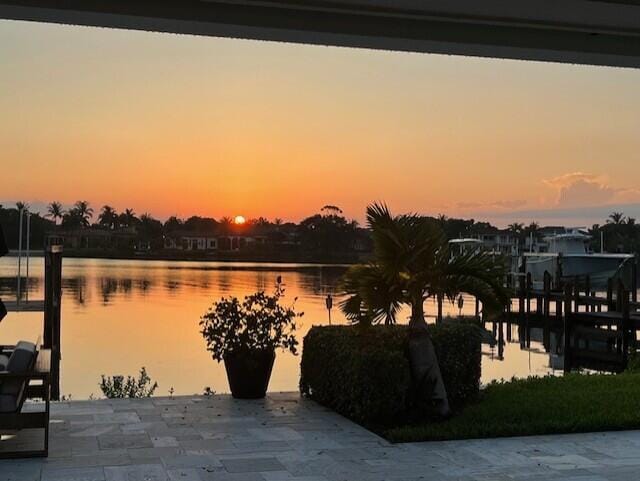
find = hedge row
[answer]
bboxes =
[299,322,482,425]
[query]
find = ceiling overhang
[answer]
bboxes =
[1,1,640,67]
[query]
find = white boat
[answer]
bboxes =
[521,229,634,288]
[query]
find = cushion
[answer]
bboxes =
[0,341,36,397]
[0,354,8,370]
[0,394,17,413]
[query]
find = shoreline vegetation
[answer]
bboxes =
[3,201,640,264]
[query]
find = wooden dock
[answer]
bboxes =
[503,268,639,373]
[3,300,45,312]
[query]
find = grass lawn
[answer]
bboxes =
[385,373,640,443]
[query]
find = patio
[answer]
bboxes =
[1,393,639,481]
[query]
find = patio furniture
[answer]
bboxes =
[0,341,51,458]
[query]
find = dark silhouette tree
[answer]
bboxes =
[119,208,138,228]
[46,201,65,225]
[98,205,118,230]
[608,212,626,225]
[73,200,94,227]
[164,216,184,232]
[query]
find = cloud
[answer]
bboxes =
[543,172,615,207]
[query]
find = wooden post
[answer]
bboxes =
[543,271,551,318]
[563,283,573,373]
[573,276,580,313]
[555,253,563,290]
[584,275,591,313]
[607,277,614,311]
[632,257,638,305]
[526,272,532,311]
[526,272,532,347]
[543,271,551,351]
[621,289,631,368]
[616,279,625,313]
[518,262,526,325]
[44,245,63,401]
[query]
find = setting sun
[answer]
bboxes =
[234,215,246,225]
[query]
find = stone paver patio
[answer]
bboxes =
[1,393,639,480]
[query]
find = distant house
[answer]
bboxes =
[47,227,138,250]
[470,229,519,256]
[164,226,270,252]
[163,231,218,251]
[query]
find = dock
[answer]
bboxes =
[499,267,640,373]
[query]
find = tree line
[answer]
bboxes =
[0,202,366,257]
[3,201,640,258]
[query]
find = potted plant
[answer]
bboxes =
[200,280,303,399]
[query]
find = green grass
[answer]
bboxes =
[385,373,640,443]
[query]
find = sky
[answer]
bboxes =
[2,19,640,227]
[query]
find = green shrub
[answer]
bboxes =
[300,321,481,425]
[99,367,158,399]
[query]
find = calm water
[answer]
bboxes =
[0,257,557,399]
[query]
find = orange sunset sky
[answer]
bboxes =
[2,19,640,226]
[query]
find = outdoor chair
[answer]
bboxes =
[0,340,51,458]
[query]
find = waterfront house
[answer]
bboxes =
[47,227,138,251]
[472,228,519,256]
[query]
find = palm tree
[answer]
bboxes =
[508,222,524,235]
[98,205,118,229]
[46,201,65,225]
[15,201,27,212]
[608,211,626,225]
[120,208,138,227]
[340,203,508,415]
[219,216,234,234]
[73,200,94,227]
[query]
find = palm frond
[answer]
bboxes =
[339,264,403,325]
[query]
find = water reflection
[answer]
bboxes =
[0,257,559,399]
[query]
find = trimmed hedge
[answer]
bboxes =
[300,322,482,426]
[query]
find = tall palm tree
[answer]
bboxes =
[98,205,118,230]
[73,200,94,227]
[508,222,524,235]
[120,208,138,227]
[340,202,508,415]
[46,201,65,225]
[15,201,27,212]
[608,211,626,225]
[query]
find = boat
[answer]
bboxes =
[521,228,634,288]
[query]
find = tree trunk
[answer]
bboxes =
[408,297,450,417]
[436,294,443,324]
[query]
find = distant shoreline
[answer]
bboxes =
[5,249,363,265]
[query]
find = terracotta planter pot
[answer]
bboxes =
[223,349,275,399]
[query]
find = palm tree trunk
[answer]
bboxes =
[436,294,443,324]
[408,297,450,417]
[408,296,427,328]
